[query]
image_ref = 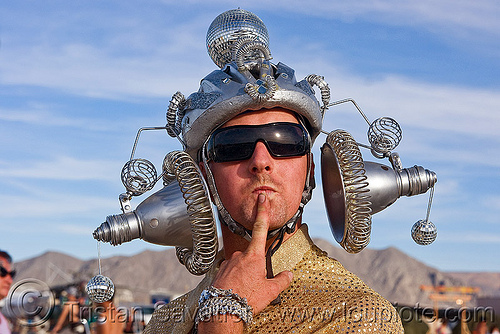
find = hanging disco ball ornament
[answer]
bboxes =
[86,242,115,303]
[411,220,437,245]
[411,186,437,246]
[86,274,115,303]
[206,8,270,68]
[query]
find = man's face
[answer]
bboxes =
[208,107,309,231]
[0,256,13,299]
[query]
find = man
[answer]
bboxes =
[0,250,14,334]
[51,286,85,334]
[145,9,403,333]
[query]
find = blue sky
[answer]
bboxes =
[1,1,499,272]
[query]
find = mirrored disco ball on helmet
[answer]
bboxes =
[206,8,269,68]
[86,275,115,303]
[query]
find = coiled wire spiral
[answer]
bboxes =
[162,151,218,275]
[166,91,186,138]
[244,75,277,102]
[231,39,277,102]
[367,117,402,155]
[234,39,272,72]
[121,159,158,197]
[326,130,372,253]
[305,74,330,114]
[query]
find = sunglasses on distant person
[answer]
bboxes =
[206,122,311,163]
[0,265,16,279]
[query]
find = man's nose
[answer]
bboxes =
[248,141,274,174]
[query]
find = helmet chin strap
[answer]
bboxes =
[201,151,315,244]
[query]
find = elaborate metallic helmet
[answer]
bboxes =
[162,9,330,246]
[92,9,437,280]
[166,9,329,160]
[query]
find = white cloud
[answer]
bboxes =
[437,231,500,244]
[2,1,499,100]
[0,192,117,219]
[307,67,500,168]
[0,156,119,181]
[58,224,96,236]
[252,0,500,42]
[0,43,200,99]
[0,106,108,131]
[315,70,500,139]
[0,5,214,99]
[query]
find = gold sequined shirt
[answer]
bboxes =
[145,224,404,333]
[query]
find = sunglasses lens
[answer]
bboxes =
[0,266,15,278]
[209,128,256,162]
[208,122,309,163]
[267,125,307,157]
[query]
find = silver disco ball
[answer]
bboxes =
[86,275,115,303]
[206,9,269,68]
[411,219,437,245]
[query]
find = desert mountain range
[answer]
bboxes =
[12,239,500,308]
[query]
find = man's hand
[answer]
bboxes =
[211,193,293,313]
[197,193,293,332]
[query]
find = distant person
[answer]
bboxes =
[437,318,451,334]
[95,298,125,334]
[51,287,85,334]
[472,319,488,334]
[0,250,15,334]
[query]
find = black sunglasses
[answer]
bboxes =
[0,265,16,279]
[206,122,311,163]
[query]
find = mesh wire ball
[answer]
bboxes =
[86,275,115,303]
[206,9,269,68]
[367,117,402,154]
[121,158,157,196]
[411,219,437,245]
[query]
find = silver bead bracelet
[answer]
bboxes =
[195,286,253,326]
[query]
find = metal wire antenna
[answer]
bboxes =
[327,98,402,157]
[97,241,102,275]
[425,186,435,223]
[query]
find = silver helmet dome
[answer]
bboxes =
[166,9,330,160]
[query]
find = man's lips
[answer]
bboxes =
[253,186,277,194]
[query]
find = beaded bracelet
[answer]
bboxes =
[195,286,253,326]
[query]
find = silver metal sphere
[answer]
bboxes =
[411,219,437,245]
[206,9,269,68]
[86,275,115,303]
[121,158,157,196]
